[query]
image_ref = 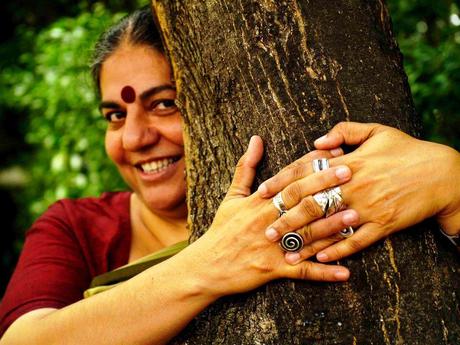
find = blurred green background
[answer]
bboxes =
[0,1,459,293]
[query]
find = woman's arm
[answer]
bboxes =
[258,122,460,263]
[1,136,356,345]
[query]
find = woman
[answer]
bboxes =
[1,7,459,345]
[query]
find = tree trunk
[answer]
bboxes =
[151,1,460,344]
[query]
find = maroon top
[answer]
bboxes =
[0,191,132,337]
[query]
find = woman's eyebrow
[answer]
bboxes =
[139,84,176,101]
[99,101,121,111]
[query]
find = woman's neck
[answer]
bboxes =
[129,194,188,260]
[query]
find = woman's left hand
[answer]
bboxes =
[258,122,460,263]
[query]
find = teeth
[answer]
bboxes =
[140,158,175,174]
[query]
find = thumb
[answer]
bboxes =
[225,135,264,200]
[314,122,382,150]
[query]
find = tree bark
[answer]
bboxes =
[151,1,460,344]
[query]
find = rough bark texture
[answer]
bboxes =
[151,1,460,344]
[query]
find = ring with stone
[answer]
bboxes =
[339,226,354,238]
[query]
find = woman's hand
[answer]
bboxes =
[257,122,460,263]
[187,136,356,298]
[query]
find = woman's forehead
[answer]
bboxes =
[99,44,172,100]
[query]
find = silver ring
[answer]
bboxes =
[312,158,329,173]
[273,192,287,217]
[439,226,460,247]
[280,232,304,252]
[340,226,354,238]
[313,187,345,217]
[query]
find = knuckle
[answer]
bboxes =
[284,182,303,206]
[252,260,273,275]
[299,225,314,243]
[287,161,306,181]
[346,237,362,252]
[299,261,314,280]
[299,197,324,219]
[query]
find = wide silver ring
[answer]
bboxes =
[273,192,287,217]
[312,187,345,217]
[339,226,354,238]
[280,232,304,252]
[312,158,330,173]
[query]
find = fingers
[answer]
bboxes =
[225,136,264,200]
[265,209,359,243]
[282,260,350,282]
[257,149,342,198]
[315,223,383,262]
[314,122,383,150]
[279,165,351,210]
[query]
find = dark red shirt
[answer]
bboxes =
[0,192,132,336]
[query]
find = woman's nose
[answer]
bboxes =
[122,108,160,151]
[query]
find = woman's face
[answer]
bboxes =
[99,43,186,216]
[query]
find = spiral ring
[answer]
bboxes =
[280,232,304,252]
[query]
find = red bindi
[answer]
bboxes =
[121,86,136,103]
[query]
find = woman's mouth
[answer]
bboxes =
[137,156,181,175]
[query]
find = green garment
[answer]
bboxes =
[84,240,189,298]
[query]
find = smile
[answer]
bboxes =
[138,157,181,174]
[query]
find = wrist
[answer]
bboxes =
[170,236,226,301]
[434,144,460,235]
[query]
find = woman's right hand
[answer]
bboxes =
[185,136,359,298]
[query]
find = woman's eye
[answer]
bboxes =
[157,99,176,110]
[150,99,177,115]
[105,111,126,123]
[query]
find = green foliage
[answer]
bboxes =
[0,4,128,224]
[387,0,460,148]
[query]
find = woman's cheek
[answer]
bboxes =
[171,114,184,146]
[105,131,123,164]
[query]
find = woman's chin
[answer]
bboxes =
[139,190,187,217]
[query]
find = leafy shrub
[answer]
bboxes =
[0,4,128,224]
[388,0,460,148]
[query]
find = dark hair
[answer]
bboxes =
[90,6,164,94]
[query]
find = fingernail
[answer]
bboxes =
[334,269,350,280]
[317,252,328,261]
[258,183,268,196]
[330,148,343,157]
[285,252,301,264]
[265,227,279,241]
[335,166,351,180]
[314,135,328,146]
[343,210,358,225]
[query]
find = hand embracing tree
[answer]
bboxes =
[152,0,460,343]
